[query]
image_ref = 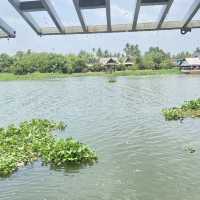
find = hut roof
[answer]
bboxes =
[99,57,119,65]
[123,56,134,64]
[181,58,200,67]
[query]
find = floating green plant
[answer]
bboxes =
[42,138,97,167]
[184,145,196,154]
[181,99,200,110]
[0,119,97,177]
[162,98,200,121]
[162,108,184,121]
[108,77,117,83]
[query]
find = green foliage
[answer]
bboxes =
[162,108,184,121]
[181,99,200,110]
[143,47,173,70]
[0,119,97,177]
[174,51,192,60]
[162,98,200,121]
[12,52,69,75]
[108,77,117,83]
[0,53,14,73]
[42,138,97,167]
[0,45,199,75]
[123,43,142,67]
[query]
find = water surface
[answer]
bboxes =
[1,75,200,200]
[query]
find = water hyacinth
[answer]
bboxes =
[42,138,97,167]
[181,98,200,110]
[184,145,196,154]
[162,108,184,121]
[162,98,200,121]
[0,119,97,177]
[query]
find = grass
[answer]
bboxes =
[0,68,180,81]
[0,119,97,177]
[162,98,200,121]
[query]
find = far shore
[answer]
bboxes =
[0,68,181,81]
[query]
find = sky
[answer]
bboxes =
[0,0,200,55]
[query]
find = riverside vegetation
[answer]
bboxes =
[162,98,200,121]
[0,119,97,177]
[1,44,200,78]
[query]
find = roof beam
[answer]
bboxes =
[141,0,169,6]
[9,0,65,34]
[133,0,141,30]
[0,18,16,38]
[20,0,46,12]
[105,0,111,31]
[157,0,173,29]
[41,0,65,33]
[9,0,42,35]
[79,0,106,9]
[73,0,87,32]
[39,20,200,35]
[183,0,200,28]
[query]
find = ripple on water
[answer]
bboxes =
[1,76,200,200]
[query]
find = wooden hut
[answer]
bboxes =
[99,57,119,72]
[180,58,200,74]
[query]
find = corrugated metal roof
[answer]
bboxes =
[181,57,200,67]
[185,58,200,65]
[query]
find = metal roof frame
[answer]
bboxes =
[8,0,65,34]
[0,17,16,38]
[7,0,200,36]
[73,0,111,32]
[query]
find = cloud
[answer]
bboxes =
[111,4,132,19]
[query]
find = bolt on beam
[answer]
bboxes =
[0,17,16,38]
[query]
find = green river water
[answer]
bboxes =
[0,75,200,200]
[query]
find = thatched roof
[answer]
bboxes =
[99,57,119,65]
[123,56,134,65]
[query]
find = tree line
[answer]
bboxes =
[0,44,199,75]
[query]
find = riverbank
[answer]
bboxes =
[0,68,180,81]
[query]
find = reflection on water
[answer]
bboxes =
[1,75,200,200]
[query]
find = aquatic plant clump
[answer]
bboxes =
[181,99,200,110]
[42,138,97,167]
[0,119,97,177]
[162,108,184,121]
[184,145,196,154]
[162,98,200,121]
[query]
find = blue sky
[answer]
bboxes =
[0,0,200,55]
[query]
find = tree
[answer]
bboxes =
[104,50,110,58]
[96,48,103,58]
[66,54,87,73]
[193,48,200,57]
[174,51,192,60]
[123,43,142,67]
[0,54,14,72]
[143,47,172,69]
